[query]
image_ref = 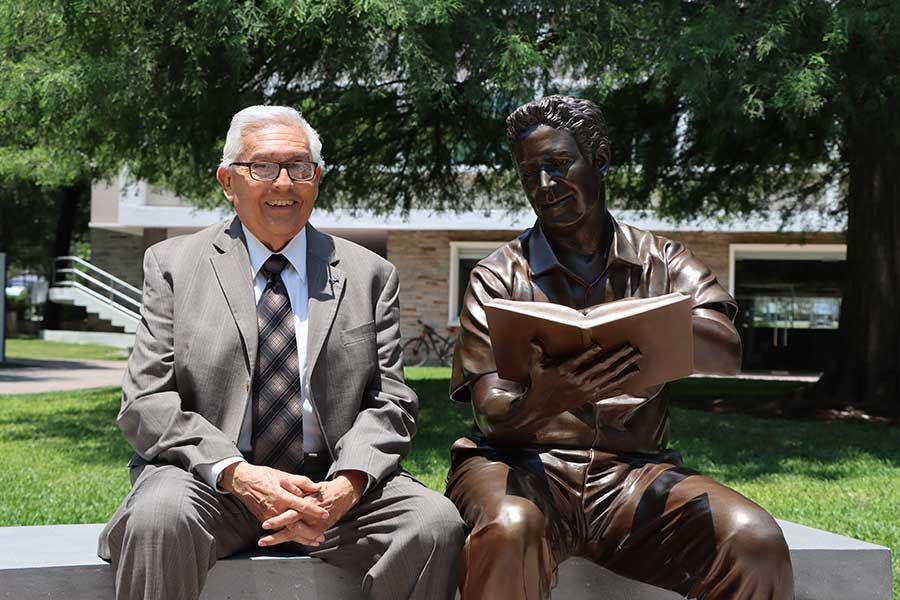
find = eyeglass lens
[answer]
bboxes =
[250,161,315,181]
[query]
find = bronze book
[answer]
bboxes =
[484,292,695,395]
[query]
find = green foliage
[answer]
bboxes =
[3,1,898,218]
[0,183,89,276]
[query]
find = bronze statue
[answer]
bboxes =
[446,95,794,599]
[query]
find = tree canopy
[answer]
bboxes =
[4,1,893,213]
[2,0,898,413]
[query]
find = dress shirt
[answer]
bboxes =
[195,224,325,490]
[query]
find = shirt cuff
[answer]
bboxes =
[197,456,246,492]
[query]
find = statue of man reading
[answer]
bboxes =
[446,95,794,600]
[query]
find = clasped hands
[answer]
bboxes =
[219,462,366,548]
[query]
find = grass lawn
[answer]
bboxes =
[1,367,897,595]
[5,337,129,362]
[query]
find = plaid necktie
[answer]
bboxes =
[251,253,304,472]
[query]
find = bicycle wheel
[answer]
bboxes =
[439,339,456,367]
[402,338,429,367]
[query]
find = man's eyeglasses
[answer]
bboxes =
[230,160,318,182]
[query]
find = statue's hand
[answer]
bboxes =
[526,340,641,415]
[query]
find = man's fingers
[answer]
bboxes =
[603,351,641,383]
[259,521,326,547]
[569,343,605,371]
[278,489,329,521]
[281,475,320,495]
[612,364,640,385]
[580,345,639,380]
[596,362,641,396]
[262,508,300,531]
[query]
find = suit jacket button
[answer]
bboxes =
[245,382,251,392]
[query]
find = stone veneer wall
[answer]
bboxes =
[388,227,845,340]
[90,228,168,288]
[90,229,146,288]
[388,230,520,339]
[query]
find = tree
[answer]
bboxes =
[580,1,900,417]
[1,1,896,415]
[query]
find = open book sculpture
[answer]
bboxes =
[484,292,695,395]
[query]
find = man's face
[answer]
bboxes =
[513,124,607,234]
[216,121,321,252]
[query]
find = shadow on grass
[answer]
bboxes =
[6,372,898,489]
[406,371,900,485]
[0,388,132,466]
[671,407,900,482]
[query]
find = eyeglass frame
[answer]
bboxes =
[229,160,319,182]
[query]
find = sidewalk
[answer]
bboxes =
[0,358,127,395]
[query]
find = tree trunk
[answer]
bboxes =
[814,128,900,418]
[42,183,88,331]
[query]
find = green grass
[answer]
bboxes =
[5,337,129,361]
[1,367,897,595]
[0,387,132,524]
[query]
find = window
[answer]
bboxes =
[448,242,506,325]
[728,243,846,372]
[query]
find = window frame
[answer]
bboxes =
[448,241,507,326]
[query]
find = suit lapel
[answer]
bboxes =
[306,224,345,375]
[210,217,258,374]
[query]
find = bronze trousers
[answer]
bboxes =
[446,440,794,600]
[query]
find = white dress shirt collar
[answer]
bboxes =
[242,224,307,283]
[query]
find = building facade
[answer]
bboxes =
[89,177,846,374]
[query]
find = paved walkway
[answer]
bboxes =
[0,358,127,395]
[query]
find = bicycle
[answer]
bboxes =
[402,320,457,367]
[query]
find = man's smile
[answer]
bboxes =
[265,199,298,207]
[538,192,575,210]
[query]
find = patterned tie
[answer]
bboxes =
[252,253,304,472]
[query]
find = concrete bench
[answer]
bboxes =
[0,521,891,599]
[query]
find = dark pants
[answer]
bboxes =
[446,440,794,600]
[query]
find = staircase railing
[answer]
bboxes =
[51,256,142,321]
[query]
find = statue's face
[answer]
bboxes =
[514,124,606,234]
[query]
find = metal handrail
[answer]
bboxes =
[57,280,141,322]
[53,256,142,295]
[55,268,142,310]
[52,256,143,317]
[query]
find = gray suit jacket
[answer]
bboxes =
[118,217,417,489]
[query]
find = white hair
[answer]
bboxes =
[219,105,325,169]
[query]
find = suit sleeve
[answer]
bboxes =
[326,265,418,490]
[665,240,742,375]
[117,246,241,474]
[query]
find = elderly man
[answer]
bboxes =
[99,105,465,600]
[447,95,794,599]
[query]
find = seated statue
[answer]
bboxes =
[447,95,794,600]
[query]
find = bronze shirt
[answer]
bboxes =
[450,213,741,454]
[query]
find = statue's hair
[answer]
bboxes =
[506,95,610,165]
[220,105,324,169]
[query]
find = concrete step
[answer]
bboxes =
[48,287,140,334]
[0,521,891,599]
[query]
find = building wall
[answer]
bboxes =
[388,227,845,339]
[90,228,170,289]
[655,230,845,292]
[88,222,846,341]
[90,229,147,288]
[389,229,519,338]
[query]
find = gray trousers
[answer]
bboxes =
[98,463,466,600]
